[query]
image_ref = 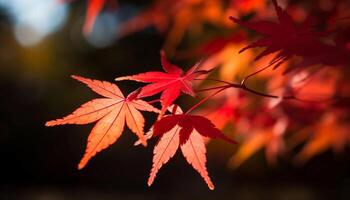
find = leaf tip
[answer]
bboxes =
[208,184,215,190]
[147,179,154,187]
[77,163,85,170]
[219,134,238,145]
[141,141,148,147]
[133,140,141,146]
[78,156,89,170]
[71,75,79,79]
[115,76,130,81]
[71,75,85,82]
[45,121,52,127]
[45,120,59,127]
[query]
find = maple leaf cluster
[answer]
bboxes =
[46,52,236,189]
[49,0,350,190]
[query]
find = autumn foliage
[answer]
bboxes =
[48,0,350,189]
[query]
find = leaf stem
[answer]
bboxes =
[186,86,230,114]
[147,99,160,104]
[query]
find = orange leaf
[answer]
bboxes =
[147,125,215,190]
[148,125,180,186]
[78,104,125,169]
[46,75,159,169]
[147,105,230,190]
[181,130,214,190]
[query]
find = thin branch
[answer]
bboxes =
[187,64,341,114]
[241,64,272,86]
[239,84,293,99]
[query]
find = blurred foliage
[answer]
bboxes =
[0,0,350,199]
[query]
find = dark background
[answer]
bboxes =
[0,1,350,199]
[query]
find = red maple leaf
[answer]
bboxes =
[115,51,210,113]
[284,33,350,72]
[147,107,236,190]
[153,114,236,145]
[230,0,326,68]
[46,75,159,169]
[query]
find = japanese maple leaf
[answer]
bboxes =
[230,0,325,68]
[45,75,159,169]
[147,111,236,190]
[284,33,350,72]
[115,51,209,113]
[153,114,236,145]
